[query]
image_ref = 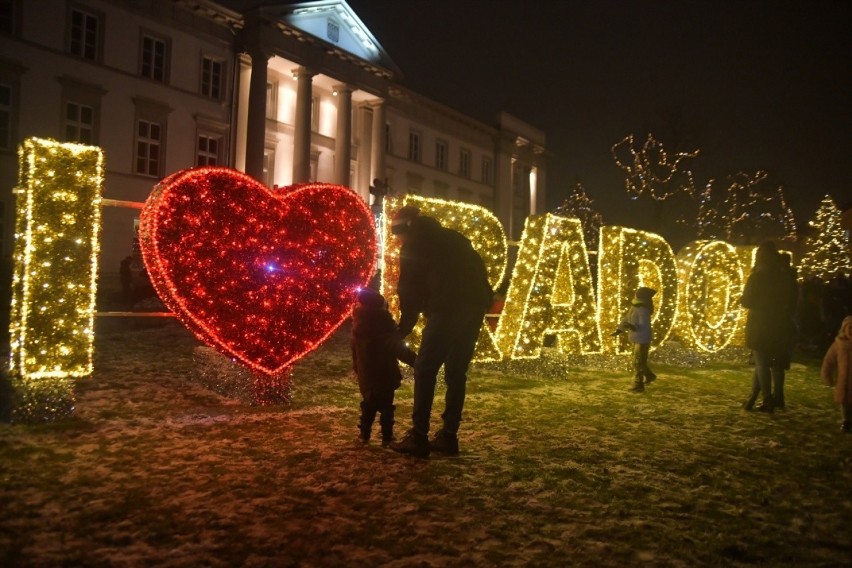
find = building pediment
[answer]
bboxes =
[254,1,400,75]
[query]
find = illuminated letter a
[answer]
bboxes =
[496,214,601,359]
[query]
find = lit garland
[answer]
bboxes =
[798,195,852,281]
[8,138,103,421]
[380,195,507,362]
[730,245,757,347]
[673,241,744,352]
[598,226,678,354]
[496,213,601,358]
[139,168,376,376]
[611,133,699,201]
[696,171,797,242]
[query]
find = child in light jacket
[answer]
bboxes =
[821,315,852,432]
[616,287,658,393]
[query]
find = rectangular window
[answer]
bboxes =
[0,0,19,35]
[384,123,392,154]
[266,81,277,119]
[140,34,168,82]
[408,130,421,162]
[69,8,99,60]
[196,134,221,166]
[64,101,94,144]
[135,119,162,177]
[435,139,448,170]
[311,96,320,132]
[201,57,223,99]
[459,148,471,178]
[481,156,493,185]
[0,83,11,150]
[262,149,274,187]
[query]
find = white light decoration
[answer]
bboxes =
[8,138,103,420]
[798,195,852,281]
[496,213,601,358]
[381,195,507,362]
[598,226,678,354]
[673,240,744,352]
[730,246,757,348]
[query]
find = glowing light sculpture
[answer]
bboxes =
[598,226,678,354]
[496,213,601,358]
[673,240,744,352]
[730,246,757,347]
[798,195,852,281]
[8,138,103,421]
[381,195,507,362]
[139,168,376,379]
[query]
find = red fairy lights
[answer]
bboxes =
[139,168,376,376]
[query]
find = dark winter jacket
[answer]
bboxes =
[351,303,416,400]
[397,216,493,337]
[740,256,798,359]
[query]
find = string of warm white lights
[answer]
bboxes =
[611,134,699,201]
[798,194,852,281]
[553,181,604,251]
[696,171,797,242]
[598,226,679,354]
[495,213,601,358]
[380,195,508,362]
[8,138,103,421]
[674,241,744,352]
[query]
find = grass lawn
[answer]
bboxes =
[0,321,849,567]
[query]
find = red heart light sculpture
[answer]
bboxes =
[139,167,377,376]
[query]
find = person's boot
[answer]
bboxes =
[358,402,375,444]
[644,373,657,385]
[742,393,757,411]
[429,428,459,456]
[629,379,644,393]
[380,405,396,447]
[755,396,774,413]
[389,429,430,458]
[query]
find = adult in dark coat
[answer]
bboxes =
[388,206,493,458]
[741,241,798,412]
[351,288,416,445]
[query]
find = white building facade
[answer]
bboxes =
[0,0,546,287]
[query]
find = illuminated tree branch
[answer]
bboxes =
[611,133,699,201]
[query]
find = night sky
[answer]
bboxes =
[346,0,851,230]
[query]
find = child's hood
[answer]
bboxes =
[351,304,396,335]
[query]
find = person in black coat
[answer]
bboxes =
[388,206,493,458]
[741,241,798,412]
[351,287,416,446]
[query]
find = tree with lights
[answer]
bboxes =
[696,171,797,244]
[553,179,603,250]
[798,195,852,281]
[611,133,699,239]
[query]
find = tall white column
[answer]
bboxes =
[245,48,270,182]
[292,67,314,183]
[333,84,353,187]
[370,99,386,185]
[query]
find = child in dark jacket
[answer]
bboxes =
[351,288,417,445]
